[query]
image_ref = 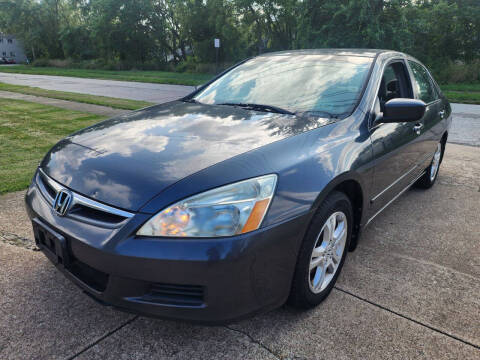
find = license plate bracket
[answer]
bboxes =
[33,218,69,267]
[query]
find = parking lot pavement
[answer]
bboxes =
[1,142,478,360]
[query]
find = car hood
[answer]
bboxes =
[41,101,330,211]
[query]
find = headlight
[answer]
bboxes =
[137,174,277,237]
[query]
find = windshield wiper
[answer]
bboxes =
[218,102,294,115]
[295,110,340,119]
[182,98,199,104]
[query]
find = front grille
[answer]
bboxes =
[39,171,57,199]
[35,169,133,228]
[142,283,205,307]
[68,204,127,224]
[68,254,109,292]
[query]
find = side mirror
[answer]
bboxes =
[380,98,426,123]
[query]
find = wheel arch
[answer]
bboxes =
[311,172,368,252]
[440,131,448,163]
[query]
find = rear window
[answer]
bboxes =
[194,54,373,117]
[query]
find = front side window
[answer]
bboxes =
[408,61,437,104]
[377,61,413,111]
[194,54,374,117]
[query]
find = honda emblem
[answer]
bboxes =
[53,190,72,216]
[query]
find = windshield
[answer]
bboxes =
[193,54,373,117]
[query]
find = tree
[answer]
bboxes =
[0,0,477,74]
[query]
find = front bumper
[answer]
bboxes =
[25,176,310,323]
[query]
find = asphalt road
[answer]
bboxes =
[0,72,478,146]
[0,72,479,359]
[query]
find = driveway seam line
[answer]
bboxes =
[334,286,480,350]
[224,325,282,359]
[65,315,139,360]
[447,141,480,148]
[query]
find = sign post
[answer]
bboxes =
[214,38,220,74]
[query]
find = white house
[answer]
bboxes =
[0,34,28,63]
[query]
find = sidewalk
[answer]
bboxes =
[0,72,194,103]
[0,90,127,117]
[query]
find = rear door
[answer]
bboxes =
[369,59,425,216]
[407,60,446,168]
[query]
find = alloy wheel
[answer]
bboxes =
[308,211,347,294]
[430,143,442,181]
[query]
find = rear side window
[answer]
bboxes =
[408,61,437,104]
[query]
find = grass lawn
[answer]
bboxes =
[0,98,105,194]
[0,82,153,110]
[0,65,212,86]
[442,90,480,105]
[440,83,480,105]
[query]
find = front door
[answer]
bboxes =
[369,60,426,217]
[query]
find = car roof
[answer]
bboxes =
[257,48,403,59]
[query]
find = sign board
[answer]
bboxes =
[214,38,220,48]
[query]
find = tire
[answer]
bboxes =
[415,141,443,189]
[288,191,353,309]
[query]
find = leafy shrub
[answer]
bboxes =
[48,59,71,68]
[31,58,51,67]
[175,57,199,73]
[433,60,480,84]
[175,57,233,74]
[31,58,170,71]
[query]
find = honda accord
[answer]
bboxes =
[25,49,451,323]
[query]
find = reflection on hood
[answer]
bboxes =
[42,101,331,210]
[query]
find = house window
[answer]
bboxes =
[0,38,3,43]
[10,52,15,57]
[2,52,6,57]
[7,39,13,44]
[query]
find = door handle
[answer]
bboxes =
[439,110,446,119]
[413,123,423,135]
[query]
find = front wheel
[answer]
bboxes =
[415,142,443,189]
[288,191,353,308]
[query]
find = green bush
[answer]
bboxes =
[48,59,71,68]
[433,60,480,84]
[31,58,170,72]
[32,58,51,67]
[175,57,233,74]
[175,57,199,73]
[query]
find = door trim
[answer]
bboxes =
[370,150,435,204]
[370,164,418,203]
[366,169,426,227]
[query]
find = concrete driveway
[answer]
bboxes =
[1,143,479,359]
[0,73,479,359]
